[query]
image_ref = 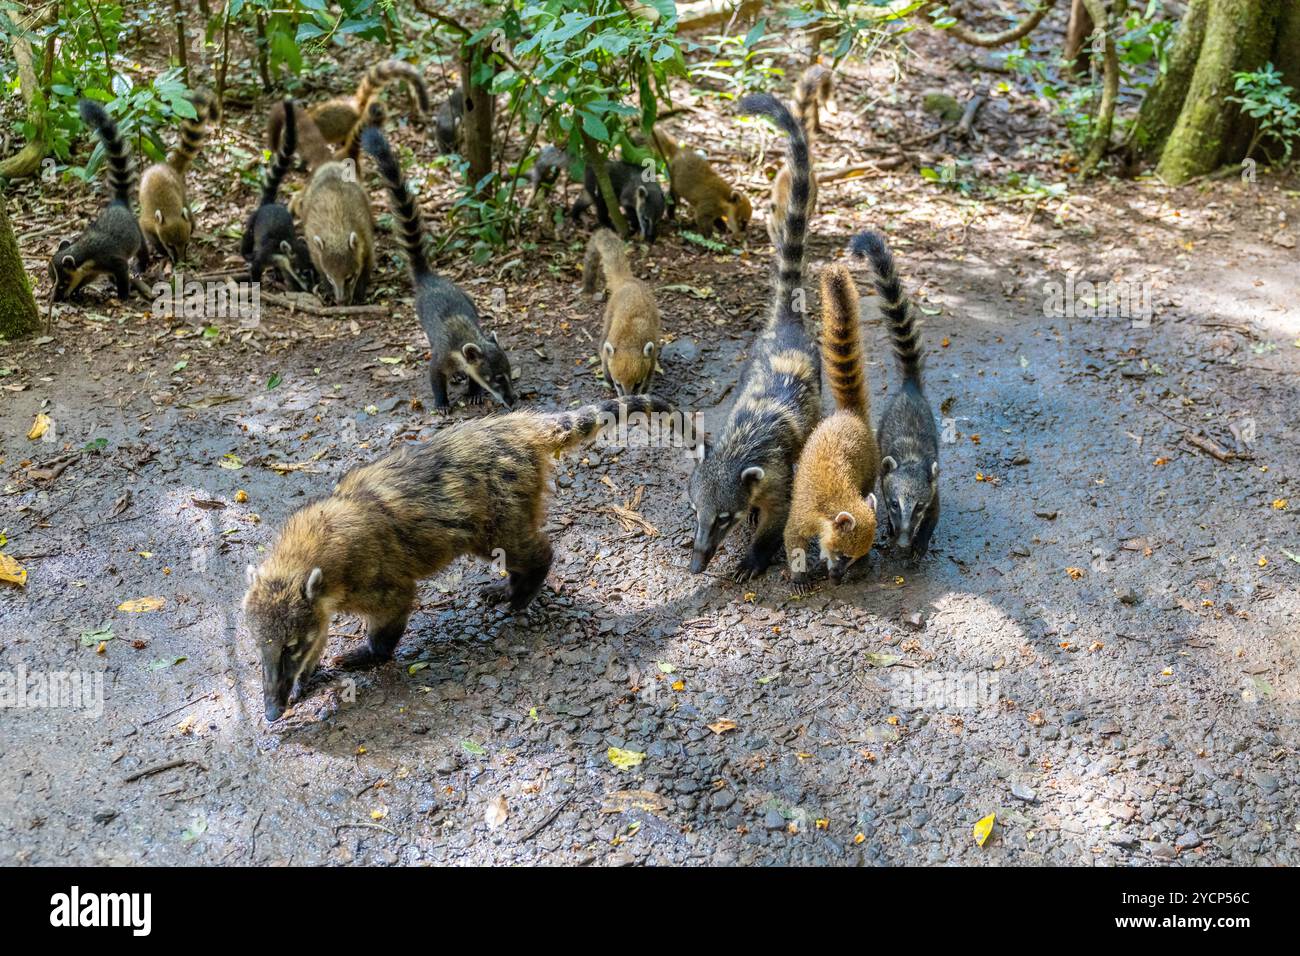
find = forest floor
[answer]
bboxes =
[2,19,1298,866]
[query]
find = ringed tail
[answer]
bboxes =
[343,100,385,166]
[361,125,429,281]
[78,99,134,205]
[819,263,868,418]
[582,228,632,295]
[795,65,829,130]
[850,230,923,386]
[650,124,680,161]
[354,60,431,116]
[543,395,672,454]
[261,98,296,206]
[169,90,218,176]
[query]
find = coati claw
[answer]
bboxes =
[480,579,512,604]
[335,645,389,670]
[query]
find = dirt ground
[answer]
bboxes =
[2,20,1298,866]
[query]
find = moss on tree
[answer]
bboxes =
[0,197,41,339]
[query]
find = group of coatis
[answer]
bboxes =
[40,63,937,722]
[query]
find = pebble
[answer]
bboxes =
[1011,782,1037,803]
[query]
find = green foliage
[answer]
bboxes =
[1227,63,1300,166]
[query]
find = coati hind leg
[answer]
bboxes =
[336,582,415,670]
[481,534,554,612]
[111,259,131,299]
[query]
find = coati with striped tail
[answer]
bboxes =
[267,60,429,154]
[768,67,831,247]
[582,228,661,395]
[242,99,315,292]
[49,100,149,302]
[688,93,820,581]
[138,90,219,264]
[362,126,515,411]
[435,88,464,155]
[298,152,374,304]
[850,230,940,558]
[795,64,836,134]
[784,264,879,591]
[571,160,666,244]
[244,394,671,720]
[652,125,752,239]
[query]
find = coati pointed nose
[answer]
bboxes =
[264,699,285,722]
[689,549,710,574]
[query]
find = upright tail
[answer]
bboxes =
[850,230,923,387]
[650,124,680,161]
[78,99,135,205]
[343,100,386,166]
[582,228,632,295]
[819,264,868,417]
[261,98,296,206]
[542,395,673,454]
[169,90,218,176]
[354,60,431,117]
[795,65,829,134]
[738,93,810,332]
[362,125,429,281]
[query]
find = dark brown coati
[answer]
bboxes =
[795,64,835,134]
[362,126,515,411]
[138,89,219,263]
[244,394,671,720]
[267,59,429,155]
[784,264,880,591]
[582,228,661,396]
[850,230,940,558]
[570,159,667,243]
[652,125,752,239]
[527,144,568,207]
[241,99,315,291]
[688,93,820,581]
[435,88,464,154]
[49,100,149,302]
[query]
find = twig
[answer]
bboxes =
[259,291,389,317]
[122,758,207,783]
[142,691,216,725]
[517,795,573,843]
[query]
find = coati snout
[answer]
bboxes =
[459,336,516,407]
[881,458,938,552]
[243,565,330,722]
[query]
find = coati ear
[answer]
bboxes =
[930,461,939,480]
[313,235,323,249]
[461,342,482,362]
[636,185,648,200]
[61,254,76,268]
[57,239,72,251]
[834,511,856,532]
[643,341,655,357]
[348,231,357,250]
[603,341,615,358]
[304,567,323,602]
[280,240,292,255]
[740,465,765,486]
[245,564,258,587]
[181,207,191,222]
[866,492,878,513]
[881,456,898,474]
[154,210,163,224]
[490,331,500,345]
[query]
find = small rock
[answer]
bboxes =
[1116,587,1141,606]
[1011,453,1031,466]
[710,789,736,811]
[903,612,925,630]
[1011,782,1037,803]
[764,809,786,831]
[1175,831,1202,850]
[435,753,460,774]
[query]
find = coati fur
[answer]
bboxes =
[795,64,836,134]
[241,99,315,292]
[784,264,880,590]
[244,394,671,720]
[267,59,429,154]
[527,144,568,207]
[49,100,149,302]
[850,230,940,558]
[363,126,515,411]
[768,66,834,247]
[582,228,661,396]
[298,154,374,305]
[652,125,752,239]
[268,99,333,173]
[688,93,820,581]
[138,89,219,263]
[571,160,666,243]
[435,88,464,155]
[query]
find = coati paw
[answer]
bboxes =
[790,575,814,597]
[480,578,513,604]
[335,644,390,670]
[466,392,485,406]
[733,558,769,583]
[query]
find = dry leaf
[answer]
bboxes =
[973,812,996,847]
[0,554,28,587]
[484,794,509,829]
[707,719,738,735]
[27,413,51,441]
[117,596,165,613]
[607,747,646,771]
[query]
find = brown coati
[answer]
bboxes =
[795,64,836,134]
[362,126,515,411]
[850,230,940,558]
[435,88,464,155]
[138,89,219,264]
[267,59,429,155]
[652,125,752,239]
[49,100,149,302]
[582,228,661,396]
[244,393,671,720]
[268,99,333,173]
[298,156,374,305]
[784,264,880,590]
[241,99,315,292]
[688,93,820,581]
[570,160,667,243]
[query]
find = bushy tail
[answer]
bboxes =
[738,93,810,332]
[261,98,296,206]
[819,263,868,417]
[343,100,386,166]
[78,99,134,205]
[169,89,218,176]
[543,395,673,454]
[795,65,829,133]
[354,59,431,116]
[650,124,680,161]
[582,228,631,295]
[850,230,923,386]
[362,125,429,281]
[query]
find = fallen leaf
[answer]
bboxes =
[118,596,165,613]
[707,719,738,735]
[973,812,996,847]
[608,747,646,771]
[0,553,27,587]
[601,790,669,813]
[484,795,509,829]
[27,413,51,440]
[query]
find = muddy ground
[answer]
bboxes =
[2,20,1299,866]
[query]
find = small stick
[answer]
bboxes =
[122,758,207,783]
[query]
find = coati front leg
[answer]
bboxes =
[429,364,451,413]
[736,501,787,583]
[465,378,485,405]
[135,232,151,275]
[111,258,132,299]
[336,582,415,670]
[481,533,554,611]
[783,524,815,595]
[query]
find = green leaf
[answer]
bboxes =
[266,372,283,390]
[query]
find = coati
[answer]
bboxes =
[784,264,879,591]
[435,88,464,155]
[241,99,315,292]
[244,393,671,720]
[362,126,515,411]
[652,125,752,239]
[285,100,384,219]
[688,93,820,581]
[795,64,836,134]
[527,144,568,206]
[571,160,666,244]
[267,59,429,154]
[49,100,149,302]
[268,99,333,173]
[298,153,374,304]
[582,228,661,396]
[850,230,940,558]
[138,89,219,263]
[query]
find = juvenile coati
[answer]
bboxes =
[582,228,661,396]
[267,60,429,154]
[571,160,666,243]
[138,89,219,264]
[850,230,940,558]
[435,88,464,155]
[784,264,879,590]
[652,125,752,239]
[362,126,515,411]
[527,145,567,206]
[241,99,315,292]
[795,64,836,134]
[49,100,149,302]
[244,393,671,720]
[688,93,820,581]
[298,153,374,304]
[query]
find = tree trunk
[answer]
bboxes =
[0,198,42,340]
[460,43,496,191]
[0,29,52,180]
[1063,0,1093,75]
[581,133,630,236]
